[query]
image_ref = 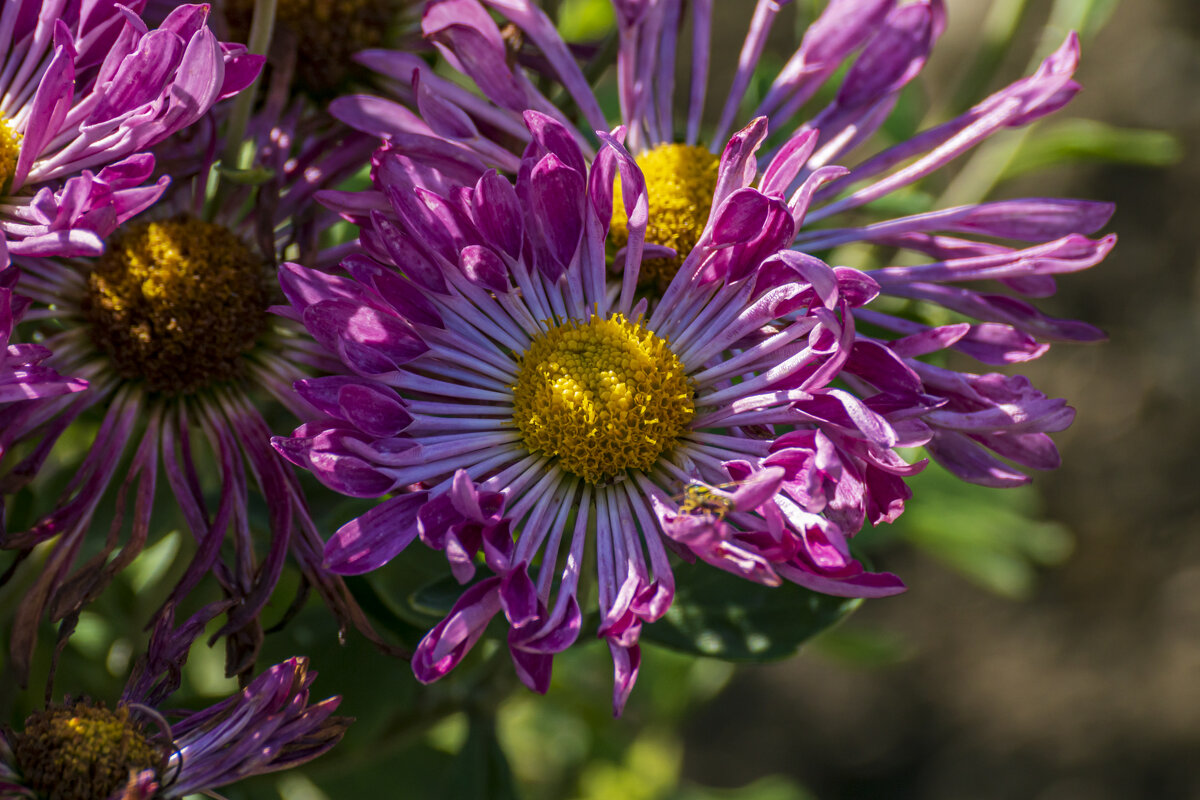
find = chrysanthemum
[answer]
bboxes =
[0,1,262,257]
[274,111,906,713]
[341,0,1114,487]
[0,107,386,684]
[0,656,347,800]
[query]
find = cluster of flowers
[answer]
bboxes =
[0,0,1111,794]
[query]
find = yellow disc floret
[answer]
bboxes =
[14,702,163,800]
[83,215,271,395]
[512,314,694,484]
[610,143,721,293]
[0,116,23,191]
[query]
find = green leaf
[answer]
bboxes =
[641,561,860,661]
[449,713,522,800]
[411,573,491,619]
[556,0,616,42]
[1002,119,1183,178]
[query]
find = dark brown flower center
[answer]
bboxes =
[82,215,271,395]
[14,702,163,800]
[226,0,406,97]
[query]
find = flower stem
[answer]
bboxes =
[216,0,277,189]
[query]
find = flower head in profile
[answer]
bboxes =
[0,656,347,800]
[275,111,906,713]
[0,106,387,685]
[345,0,1114,487]
[0,1,262,257]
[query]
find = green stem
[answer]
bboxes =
[213,0,277,203]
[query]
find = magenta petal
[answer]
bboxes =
[712,117,769,209]
[423,0,527,110]
[472,170,524,258]
[522,110,588,178]
[835,0,934,110]
[304,446,399,498]
[13,42,75,188]
[509,645,553,694]
[760,129,818,197]
[216,50,264,98]
[459,245,510,293]
[368,212,449,295]
[414,68,477,139]
[302,300,428,374]
[608,640,641,717]
[779,562,907,598]
[527,153,584,279]
[278,261,368,314]
[324,492,427,575]
[341,254,444,327]
[413,577,504,683]
[500,567,538,629]
[88,29,185,124]
[925,430,1032,487]
[711,188,771,246]
[7,229,105,257]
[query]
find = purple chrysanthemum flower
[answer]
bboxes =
[1,258,86,412]
[342,0,1114,488]
[0,1,262,257]
[0,656,347,800]
[0,106,390,684]
[274,111,908,713]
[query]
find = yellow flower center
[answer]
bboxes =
[82,215,271,395]
[0,115,23,191]
[512,314,694,484]
[610,143,721,293]
[14,702,163,800]
[226,0,402,97]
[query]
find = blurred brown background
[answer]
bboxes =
[680,1,1200,797]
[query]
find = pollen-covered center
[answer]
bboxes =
[0,115,23,190]
[512,314,694,484]
[13,702,163,800]
[82,215,271,395]
[610,143,721,293]
[226,0,400,97]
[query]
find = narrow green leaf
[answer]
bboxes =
[1002,119,1183,178]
